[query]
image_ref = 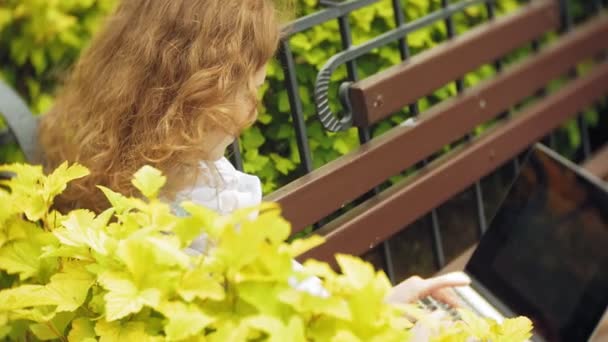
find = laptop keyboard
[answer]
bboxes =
[417,290,485,322]
[417,296,463,321]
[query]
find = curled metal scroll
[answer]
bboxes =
[312,0,488,132]
[314,54,356,132]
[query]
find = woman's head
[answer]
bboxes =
[39,0,291,211]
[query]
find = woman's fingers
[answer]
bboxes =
[421,272,471,296]
[430,287,465,308]
[386,272,471,305]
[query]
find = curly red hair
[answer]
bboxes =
[39,0,291,211]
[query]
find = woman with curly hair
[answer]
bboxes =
[39,0,469,310]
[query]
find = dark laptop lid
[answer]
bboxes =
[466,144,608,341]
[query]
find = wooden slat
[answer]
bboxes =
[349,0,560,127]
[266,14,608,234]
[583,143,608,180]
[300,61,608,264]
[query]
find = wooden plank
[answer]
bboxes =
[267,15,608,234]
[349,0,560,127]
[299,61,608,264]
[583,143,608,180]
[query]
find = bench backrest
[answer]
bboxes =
[0,80,39,163]
[266,0,608,266]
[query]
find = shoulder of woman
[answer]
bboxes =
[174,157,262,215]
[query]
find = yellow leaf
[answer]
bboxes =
[0,241,42,280]
[95,320,160,342]
[177,269,225,302]
[0,285,56,311]
[496,316,533,341]
[132,166,166,199]
[335,254,376,290]
[457,309,491,338]
[98,271,161,321]
[332,330,361,342]
[68,318,96,342]
[157,301,215,341]
[285,235,325,257]
[46,262,95,312]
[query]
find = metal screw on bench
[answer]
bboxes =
[373,95,384,108]
[479,99,487,109]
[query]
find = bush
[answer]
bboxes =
[0,162,533,341]
[0,0,117,114]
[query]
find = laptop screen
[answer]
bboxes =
[466,145,608,341]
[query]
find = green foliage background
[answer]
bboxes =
[0,0,602,192]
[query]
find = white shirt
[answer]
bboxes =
[172,157,327,297]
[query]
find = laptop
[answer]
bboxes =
[437,144,608,341]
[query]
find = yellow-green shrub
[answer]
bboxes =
[0,162,533,341]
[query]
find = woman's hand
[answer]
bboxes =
[386,272,471,307]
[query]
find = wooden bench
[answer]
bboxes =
[1,1,607,336]
[1,0,606,280]
[267,0,608,275]
[0,80,40,163]
[583,143,608,180]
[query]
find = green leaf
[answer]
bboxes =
[269,153,296,175]
[116,238,181,287]
[132,165,166,199]
[335,254,376,290]
[331,330,361,342]
[98,185,141,214]
[54,209,111,255]
[177,269,225,302]
[0,216,29,247]
[45,162,89,200]
[290,33,312,51]
[0,263,93,313]
[495,316,533,341]
[0,312,9,339]
[457,308,492,338]
[34,94,55,114]
[98,271,161,321]
[278,288,351,320]
[30,311,76,341]
[242,126,266,150]
[244,315,307,342]
[283,235,325,257]
[302,259,338,280]
[95,320,157,342]
[0,241,43,280]
[0,8,12,31]
[0,285,57,311]
[158,301,215,341]
[46,262,95,312]
[9,307,56,325]
[30,49,47,75]
[68,318,96,342]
